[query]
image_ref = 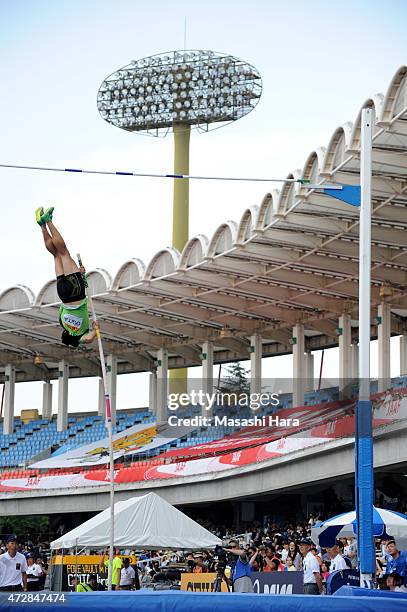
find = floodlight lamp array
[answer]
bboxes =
[97,50,262,135]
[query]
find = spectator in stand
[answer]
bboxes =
[271,548,284,571]
[326,541,348,572]
[386,573,407,593]
[343,537,357,567]
[192,555,208,573]
[139,565,153,587]
[384,540,407,584]
[26,555,42,591]
[287,541,302,571]
[201,551,211,571]
[119,558,135,590]
[281,542,290,563]
[308,514,316,528]
[247,546,263,572]
[380,537,391,559]
[262,547,278,572]
[284,557,296,571]
[299,539,323,595]
[0,535,28,592]
[150,560,160,579]
[320,561,330,583]
[268,559,280,572]
[311,547,322,566]
[36,559,47,589]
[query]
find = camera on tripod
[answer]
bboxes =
[213,546,230,592]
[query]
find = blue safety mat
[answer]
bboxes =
[334,585,407,599]
[1,590,407,612]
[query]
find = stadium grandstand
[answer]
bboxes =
[0,65,407,528]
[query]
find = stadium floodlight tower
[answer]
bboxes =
[97,49,262,390]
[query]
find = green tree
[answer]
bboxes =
[220,361,250,396]
[0,515,49,539]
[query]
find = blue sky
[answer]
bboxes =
[0,0,406,413]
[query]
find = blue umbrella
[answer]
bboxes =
[311,507,407,547]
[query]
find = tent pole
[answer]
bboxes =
[75,545,78,589]
[61,549,64,592]
[77,254,115,591]
[49,548,54,592]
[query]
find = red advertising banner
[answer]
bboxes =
[0,389,405,492]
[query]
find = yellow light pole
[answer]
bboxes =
[170,123,191,394]
[172,123,190,250]
[97,49,262,399]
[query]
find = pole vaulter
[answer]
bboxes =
[35,206,115,590]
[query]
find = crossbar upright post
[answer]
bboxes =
[356,108,375,586]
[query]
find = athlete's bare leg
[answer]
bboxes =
[41,224,57,256]
[40,225,64,276]
[46,221,79,275]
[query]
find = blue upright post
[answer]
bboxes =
[356,107,375,584]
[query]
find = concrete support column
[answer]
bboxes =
[304,352,314,392]
[3,364,16,435]
[57,361,69,432]
[339,314,352,393]
[98,378,105,418]
[106,355,117,426]
[156,349,168,424]
[149,371,157,416]
[378,303,391,393]
[42,381,53,420]
[350,343,359,380]
[250,334,262,397]
[293,324,305,407]
[201,341,214,414]
[232,501,240,528]
[400,335,407,376]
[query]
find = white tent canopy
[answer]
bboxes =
[50,492,222,550]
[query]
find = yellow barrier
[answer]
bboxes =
[180,572,229,593]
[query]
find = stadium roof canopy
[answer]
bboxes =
[1,66,407,383]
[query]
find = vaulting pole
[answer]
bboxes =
[318,350,325,392]
[77,254,115,591]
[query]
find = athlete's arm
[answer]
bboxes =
[80,330,96,344]
[80,321,98,345]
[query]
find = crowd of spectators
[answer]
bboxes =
[1,510,406,595]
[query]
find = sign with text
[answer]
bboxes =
[50,554,137,591]
[180,572,229,592]
[251,571,303,595]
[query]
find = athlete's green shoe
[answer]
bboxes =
[41,206,54,224]
[35,207,45,226]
